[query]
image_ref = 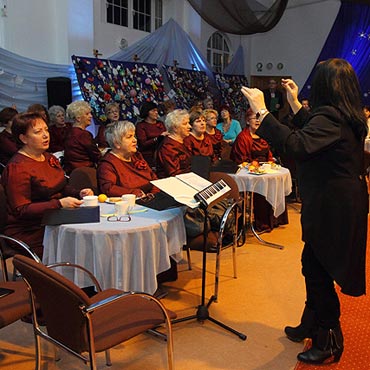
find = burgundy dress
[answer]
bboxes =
[156,136,191,178]
[63,127,101,175]
[184,133,215,161]
[0,130,18,166]
[95,125,109,148]
[231,129,288,232]
[48,122,72,153]
[1,152,79,257]
[231,129,274,164]
[136,120,166,168]
[206,129,224,160]
[97,152,159,197]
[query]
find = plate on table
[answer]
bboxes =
[105,197,122,204]
[247,170,266,175]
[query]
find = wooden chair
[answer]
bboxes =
[0,235,40,331]
[13,254,176,370]
[184,172,242,302]
[68,166,98,194]
[0,280,32,329]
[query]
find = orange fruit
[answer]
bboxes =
[98,194,108,203]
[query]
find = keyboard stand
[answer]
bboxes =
[172,195,247,341]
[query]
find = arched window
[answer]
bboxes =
[207,32,231,73]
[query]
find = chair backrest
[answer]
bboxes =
[0,184,7,233]
[0,281,32,328]
[13,254,92,353]
[0,234,41,261]
[191,155,211,180]
[68,167,98,195]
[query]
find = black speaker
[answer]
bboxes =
[46,77,72,109]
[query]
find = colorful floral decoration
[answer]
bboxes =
[72,55,168,124]
[214,73,249,119]
[48,155,61,168]
[133,158,148,170]
[163,65,210,109]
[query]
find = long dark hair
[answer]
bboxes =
[310,58,366,139]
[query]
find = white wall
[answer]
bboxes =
[248,0,341,88]
[0,0,341,89]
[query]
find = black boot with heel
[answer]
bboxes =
[284,306,317,342]
[297,325,344,364]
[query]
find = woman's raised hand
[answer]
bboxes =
[240,86,267,113]
[281,79,302,114]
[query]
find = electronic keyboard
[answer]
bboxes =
[194,179,231,208]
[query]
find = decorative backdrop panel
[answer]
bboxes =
[214,73,249,118]
[72,55,167,123]
[163,65,210,109]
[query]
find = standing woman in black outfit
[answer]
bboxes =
[241,58,368,365]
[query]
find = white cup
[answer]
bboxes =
[121,194,136,211]
[83,195,98,207]
[115,200,129,216]
[261,163,271,171]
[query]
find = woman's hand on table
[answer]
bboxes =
[79,188,94,198]
[59,197,83,208]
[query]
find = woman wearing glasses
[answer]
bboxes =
[97,121,159,198]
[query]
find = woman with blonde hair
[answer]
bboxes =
[63,100,101,174]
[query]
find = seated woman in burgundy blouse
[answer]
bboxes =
[231,109,288,232]
[184,109,216,162]
[95,102,120,150]
[156,109,191,178]
[47,105,71,153]
[1,112,93,258]
[136,102,168,169]
[204,108,224,161]
[0,107,18,170]
[97,121,159,198]
[63,100,101,175]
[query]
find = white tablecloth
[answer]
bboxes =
[230,167,292,217]
[43,204,186,294]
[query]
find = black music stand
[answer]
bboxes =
[172,194,247,341]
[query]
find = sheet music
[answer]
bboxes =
[151,172,212,208]
[175,172,212,191]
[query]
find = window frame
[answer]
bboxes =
[105,0,162,32]
[207,32,231,73]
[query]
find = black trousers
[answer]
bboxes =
[301,243,340,329]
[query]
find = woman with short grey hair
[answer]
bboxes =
[48,105,70,153]
[156,109,191,178]
[63,100,101,174]
[97,121,159,197]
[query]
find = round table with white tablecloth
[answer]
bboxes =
[43,203,186,294]
[230,166,292,217]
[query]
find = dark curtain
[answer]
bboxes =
[300,1,370,105]
[186,0,288,34]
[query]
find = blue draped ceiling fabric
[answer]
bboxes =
[300,1,370,105]
[0,48,80,112]
[110,18,213,77]
[186,0,288,34]
[223,45,245,75]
